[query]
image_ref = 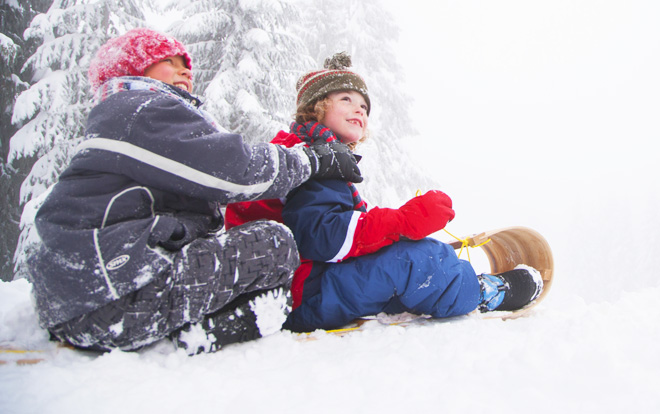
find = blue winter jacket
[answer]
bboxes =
[28,77,312,328]
[281,167,481,331]
[227,123,480,331]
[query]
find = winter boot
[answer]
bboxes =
[173,287,291,355]
[477,266,543,312]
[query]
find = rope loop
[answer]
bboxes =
[413,189,491,262]
[443,228,491,262]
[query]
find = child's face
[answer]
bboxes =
[322,90,369,145]
[143,55,193,93]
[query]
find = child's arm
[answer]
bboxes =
[282,179,363,262]
[283,185,455,263]
[80,91,358,204]
[348,191,455,257]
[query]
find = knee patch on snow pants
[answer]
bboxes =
[50,220,299,351]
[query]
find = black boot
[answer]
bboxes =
[478,266,543,312]
[173,287,290,355]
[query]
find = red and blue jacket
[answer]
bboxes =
[226,123,407,309]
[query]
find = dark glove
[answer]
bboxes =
[303,141,363,183]
[157,215,211,251]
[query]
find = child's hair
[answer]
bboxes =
[295,97,369,151]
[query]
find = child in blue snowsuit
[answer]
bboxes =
[226,53,544,333]
[27,30,363,354]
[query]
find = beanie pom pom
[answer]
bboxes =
[324,52,352,70]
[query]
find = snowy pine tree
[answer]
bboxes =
[7,0,428,280]
[142,0,231,95]
[165,0,314,144]
[9,0,147,279]
[160,0,428,202]
[0,0,51,282]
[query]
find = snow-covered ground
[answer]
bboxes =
[2,277,659,413]
[2,1,660,413]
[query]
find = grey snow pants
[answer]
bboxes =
[49,220,299,351]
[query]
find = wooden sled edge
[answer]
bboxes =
[450,226,554,319]
[0,342,74,366]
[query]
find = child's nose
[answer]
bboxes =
[180,67,192,79]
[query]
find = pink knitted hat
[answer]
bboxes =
[88,28,192,90]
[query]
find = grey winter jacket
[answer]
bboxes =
[29,77,312,328]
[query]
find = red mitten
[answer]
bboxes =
[350,190,455,258]
[397,190,455,239]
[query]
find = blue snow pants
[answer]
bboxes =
[283,238,481,332]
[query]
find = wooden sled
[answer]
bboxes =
[448,226,554,319]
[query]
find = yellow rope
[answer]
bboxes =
[443,228,491,261]
[413,189,491,262]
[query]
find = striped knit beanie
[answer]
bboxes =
[88,28,192,91]
[296,52,370,115]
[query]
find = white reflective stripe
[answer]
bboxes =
[146,218,175,266]
[92,229,120,300]
[77,138,278,195]
[101,186,155,228]
[328,210,363,263]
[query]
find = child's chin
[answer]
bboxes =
[341,137,360,145]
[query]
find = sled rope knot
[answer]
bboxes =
[413,190,491,262]
[443,228,491,262]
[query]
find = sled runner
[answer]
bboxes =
[0,347,45,365]
[0,343,74,365]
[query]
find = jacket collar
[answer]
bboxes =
[93,76,203,108]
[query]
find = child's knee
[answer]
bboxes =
[228,219,300,273]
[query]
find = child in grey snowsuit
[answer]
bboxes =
[27,28,363,354]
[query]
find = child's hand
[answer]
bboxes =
[352,190,455,257]
[304,141,363,183]
[397,190,455,239]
